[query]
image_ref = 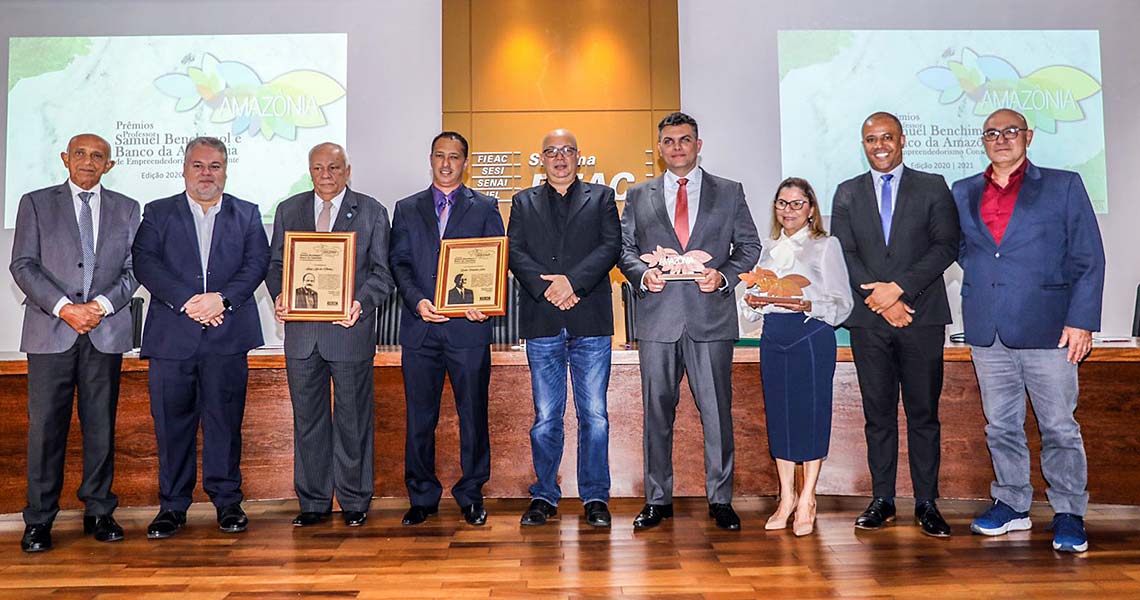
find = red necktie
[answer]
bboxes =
[674,177,689,249]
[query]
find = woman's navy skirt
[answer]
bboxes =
[759,312,837,462]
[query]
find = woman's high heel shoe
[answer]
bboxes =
[793,503,817,537]
[765,494,798,530]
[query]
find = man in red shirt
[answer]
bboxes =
[951,108,1105,553]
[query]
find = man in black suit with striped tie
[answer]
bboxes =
[267,142,394,527]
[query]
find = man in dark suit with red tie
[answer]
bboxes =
[389,131,504,527]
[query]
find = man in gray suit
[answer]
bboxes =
[267,142,394,527]
[10,133,140,552]
[618,112,761,530]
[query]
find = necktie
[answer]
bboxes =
[435,195,450,237]
[674,177,690,249]
[78,191,95,300]
[316,200,333,232]
[880,174,894,245]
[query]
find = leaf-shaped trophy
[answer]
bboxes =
[639,245,712,281]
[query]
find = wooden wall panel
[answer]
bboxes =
[2,354,1139,514]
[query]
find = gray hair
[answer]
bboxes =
[308,142,351,166]
[183,136,228,166]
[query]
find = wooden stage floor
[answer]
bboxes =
[1,497,1139,599]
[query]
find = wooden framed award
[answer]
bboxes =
[281,231,356,321]
[434,236,508,317]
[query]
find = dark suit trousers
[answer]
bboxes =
[849,325,944,500]
[402,327,491,508]
[639,334,735,505]
[286,352,374,513]
[148,348,248,512]
[24,335,121,525]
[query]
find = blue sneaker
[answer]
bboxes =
[970,500,1032,536]
[1050,513,1089,553]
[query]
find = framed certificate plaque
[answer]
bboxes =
[434,236,508,317]
[281,231,356,321]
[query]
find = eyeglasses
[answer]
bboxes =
[541,146,578,158]
[774,199,808,210]
[981,126,1028,142]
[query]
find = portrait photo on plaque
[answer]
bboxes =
[434,236,508,316]
[281,231,356,321]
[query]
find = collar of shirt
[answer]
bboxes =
[870,162,905,209]
[769,225,810,272]
[431,184,462,211]
[662,166,702,224]
[543,176,579,201]
[313,187,347,227]
[68,179,103,243]
[983,158,1029,191]
[185,192,224,217]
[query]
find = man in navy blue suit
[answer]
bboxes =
[132,137,269,539]
[389,131,504,527]
[952,109,1105,553]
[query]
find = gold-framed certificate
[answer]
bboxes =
[434,236,508,317]
[282,231,356,321]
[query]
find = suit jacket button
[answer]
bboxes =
[77,262,83,268]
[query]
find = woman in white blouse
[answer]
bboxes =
[740,177,853,536]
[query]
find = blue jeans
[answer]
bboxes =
[525,330,612,505]
[971,335,1088,515]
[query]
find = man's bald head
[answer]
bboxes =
[542,129,578,150]
[61,133,114,190]
[984,108,1028,131]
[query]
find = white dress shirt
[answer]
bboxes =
[52,180,114,317]
[662,166,702,228]
[186,193,224,293]
[313,188,346,232]
[739,227,854,327]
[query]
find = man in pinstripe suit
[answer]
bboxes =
[266,142,394,527]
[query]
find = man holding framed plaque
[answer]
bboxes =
[508,129,620,528]
[389,131,506,527]
[266,142,394,528]
[618,112,761,531]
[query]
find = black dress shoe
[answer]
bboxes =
[584,501,611,528]
[709,503,742,530]
[20,523,52,553]
[915,500,952,538]
[632,503,673,529]
[84,515,125,542]
[342,510,368,527]
[402,505,439,526]
[520,499,557,526]
[217,503,249,533]
[147,510,187,539]
[292,511,332,527]
[462,502,487,526]
[854,497,896,530]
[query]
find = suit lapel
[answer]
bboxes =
[207,195,233,268]
[95,189,115,256]
[331,188,358,232]
[416,188,441,243]
[1000,163,1041,247]
[858,172,888,250]
[886,168,915,251]
[298,193,317,232]
[174,194,203,260]
[565,180,590,224]
[55,182,83,253]
[530,185,555,241]
[648,179,679,248]
[966,175,996,249]
[687,169,713,249]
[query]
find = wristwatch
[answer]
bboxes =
[217,292,232,311]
